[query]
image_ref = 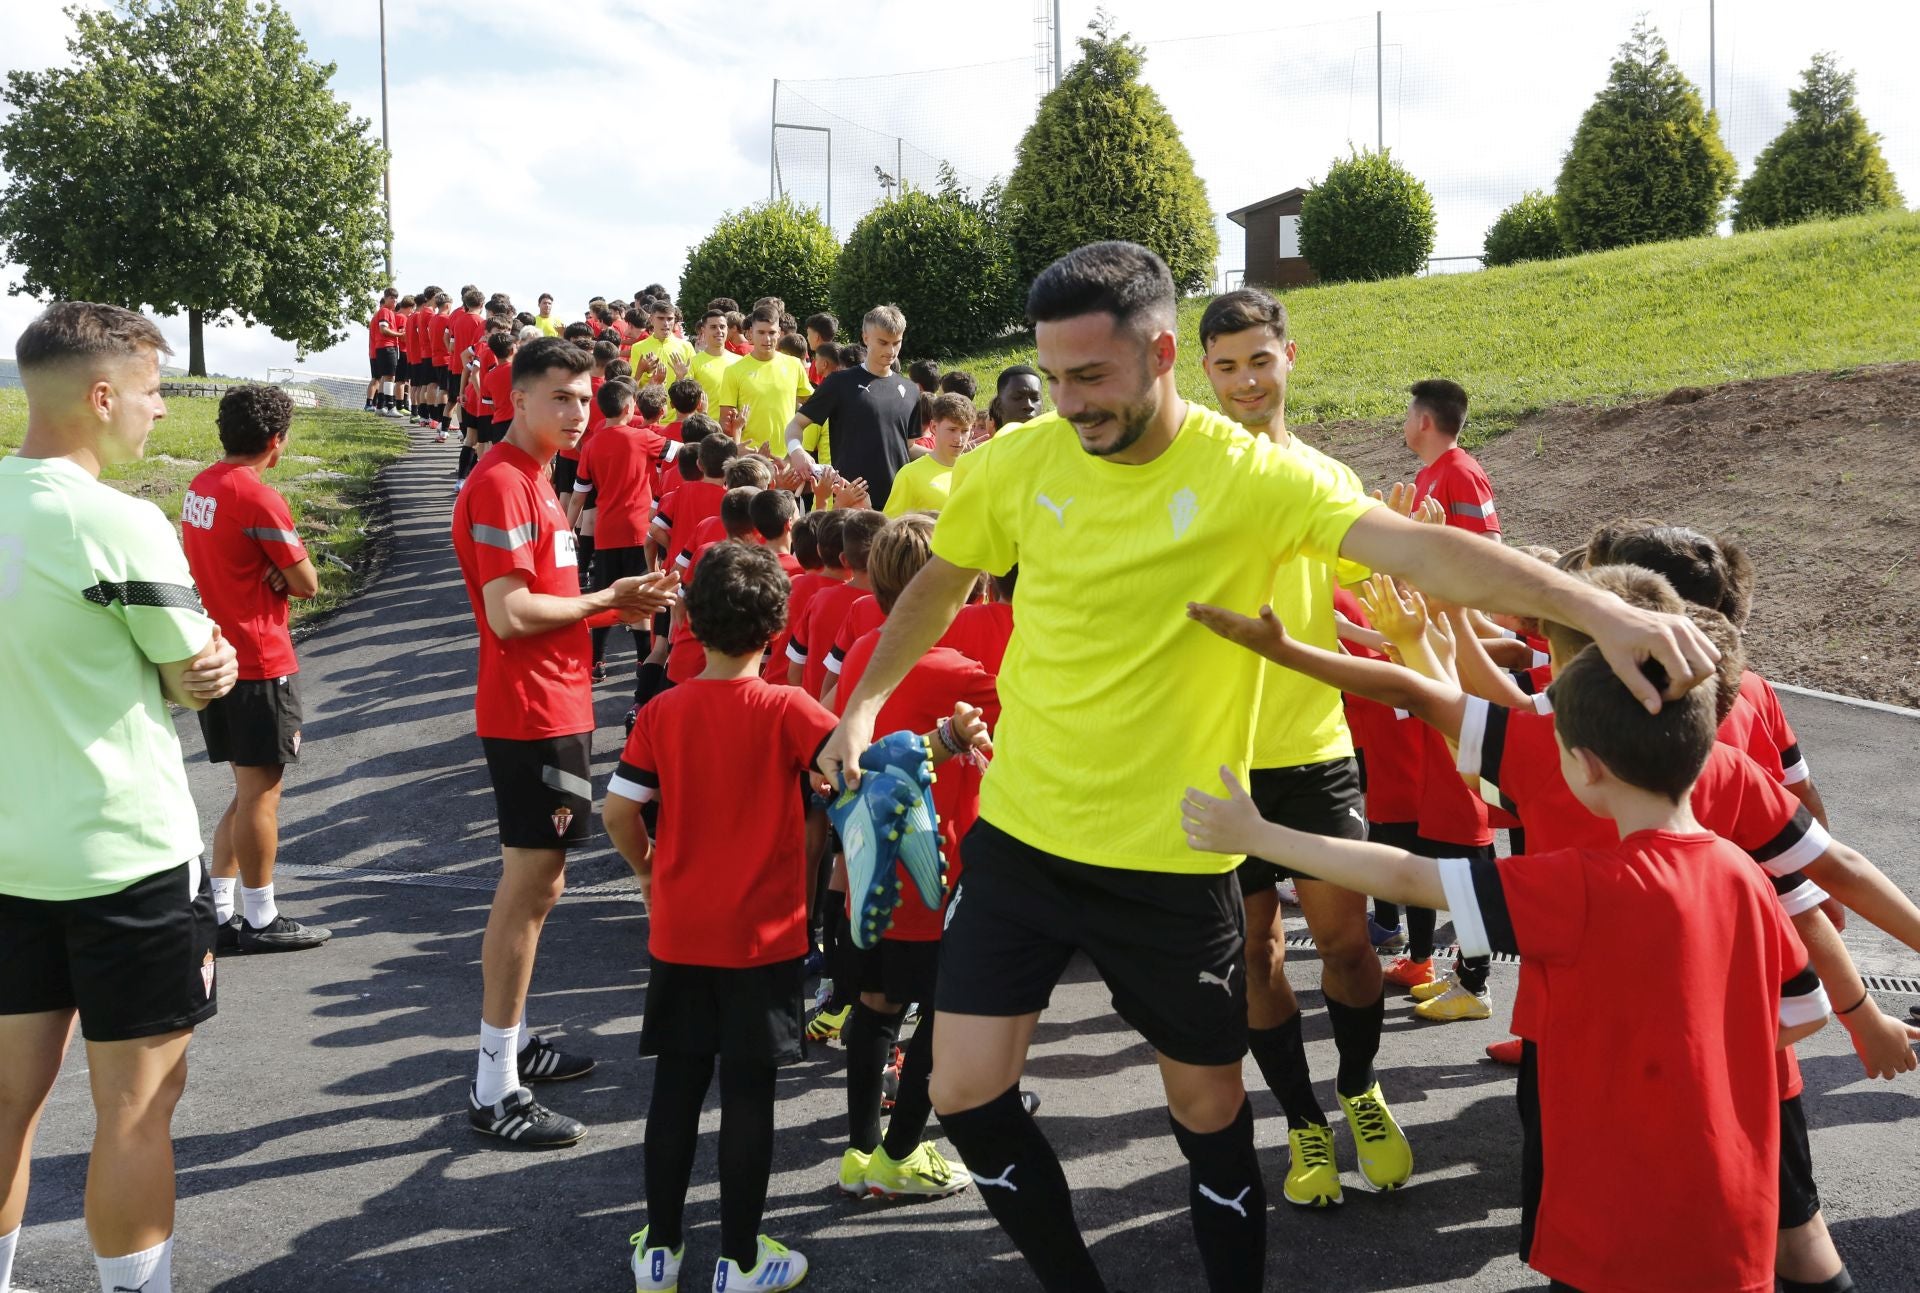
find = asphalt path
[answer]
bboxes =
[13,425,1919,1292]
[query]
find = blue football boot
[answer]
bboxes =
[827,769,914,948]
[858,732,945,911]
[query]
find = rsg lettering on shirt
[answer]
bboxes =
[182,491,218,530]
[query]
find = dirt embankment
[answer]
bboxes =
[1308,363,1920,707]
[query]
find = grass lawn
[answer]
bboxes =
[943,209,1920,444]
[0,389,410,621]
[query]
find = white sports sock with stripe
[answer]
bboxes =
[475,1021,521,1105]
[95,1236,169,1293]
[516,1010,532,1054]
[1,1223,18,1293]
[210,877,237,925]
[240,883,278,929]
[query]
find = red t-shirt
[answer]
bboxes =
[180,462,307,680]
[653,479,725,571]
[793,578,866,697]
[614,677,837,967]
[938,600,1014,676]
[770,571,834,684]
[826,594,886,680]
[463,345,496,416]
[1414,446,1499,536]
[426,309,453,368]
[836,638,999,940]
[368,306,399,355]
[724,337,751,355]
[1333,587,1421,824]
[1738,671,1806,784]
[481,358,515,425]
[1454,832,1810,1293]
[450,443,592,740]
[1415,723,1491,848]
[1719,686,1788,784]
[403,308,426,363]
[450,310,486,370]
[575,423,670,549]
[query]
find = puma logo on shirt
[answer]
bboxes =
[1036,493,1074,527]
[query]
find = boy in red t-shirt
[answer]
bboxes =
[789,509,886,698]
[478,331,517,449]
[181,385,330,954]
[572,379,676,684]
[451,338,676,1149]
[1183,646,1832,1293]
[365,287,403,415]
[649,425,734,574]
[1404,378,1499,537]
[603,542,835,1293]
[828,513,995,1201]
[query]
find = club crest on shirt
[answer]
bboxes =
[291,730,302,756]
[1169,487,1199,539]
[551,806,574,836]
[201,950,215,999]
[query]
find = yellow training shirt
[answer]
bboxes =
[717,352,812,453]
[632,334,695,388]
[930,406,1379,874]
[690,349,739,412]
[533,315,562,337]
[883,452,954,517]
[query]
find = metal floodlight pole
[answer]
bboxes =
[379,0,392,278]
[770,79,779,202]
[1053,0,1063,89]
[897,137,904,193]
[1376,10,1384,152]
[1708,0,1716,114]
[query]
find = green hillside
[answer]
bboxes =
[944,209,1920,443]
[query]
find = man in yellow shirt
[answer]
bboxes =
[717,305,811,454]
[884,391,972,516]
[818,241,1721,1293]
[631,301,693,389]
[687,308,739,412]
[532,293,562,337]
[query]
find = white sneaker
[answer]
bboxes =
[712,1236,806,1291]
[630,1226,683,1292]
[1276,878,1301,906]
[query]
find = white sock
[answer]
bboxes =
[95,1236,169,1293]
[475,1021,521,1105]
[0,1224,18,1293]
[516,1010,533,1054]
[210,876,237,924]
[240,883,277,929]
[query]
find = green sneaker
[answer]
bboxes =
[866,1141,971,1198]
[1281,1124,1343,1208]
[1339,1082,1413,1191]
[629,1225,683,1292]
[805,1004,850,1043]
[835,1146,872,1197]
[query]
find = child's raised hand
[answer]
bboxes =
[1843,1002,1920,1080]
[669,350,691,379]
[1424,606,1458,679]
[948,701,993,755]
[1182,766,1265,857]
[1371,482,1420,519]
[1359,573,1428,646]
[1187,602,1291,662]
[1414,495,1447,526]
[833,475,871,509]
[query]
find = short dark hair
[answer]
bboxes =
[724,456,773,490]
[791,511,822,569]
[1199,288,1288,352]
[624,308,647,330]
[937,369,978,399]
[706,297,740,315]
[216,384,294,456]
[719,485,761,539]
[513,335,594,387]
[685,541,789,657]
[603,359,631,382]
[538,292,554,304]
[1541,564,1684,664]
[1549,646,1717,803]
[725,310,746,332]
[562,321,595,343]
[838,508,888,572]
[1681,603,1747,725]
[805,312,838,341]
[698,308,728,331]
[996,363,1040,395]
[907,358,941,391]
[812,509,848,568]
[696,430,738,477]
[666,377,703,416]
[681,411,719,441]
[16,301,171,370]
[840,343,867,368]
[636,385,669,422]
[929,392,976,429]
[778,312,798,336]
[461,287,484,310]
[592,338,620,366]
[1409,379,1469,437]
[675,445,704,482]
[813,341,843,372]
[486,331,515,360]
[1026,241,1176,335]
[774,332,809,360]
[1592,524,1739,618]
[747,305,780,329]
[750,487,800,540]
[595,379,636,418]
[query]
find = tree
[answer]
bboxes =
[0,0,388,375]
[1733,54,1903,231]
[1001,18,1218,295]
[1483,190,1567,267]
[1297,149,1437,283]
[1554,20,1736,253]
[678,196,838,323]
[831,168,1022,357]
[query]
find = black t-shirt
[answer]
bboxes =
[798,366,921,509]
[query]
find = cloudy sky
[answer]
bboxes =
[2,0,1913,380]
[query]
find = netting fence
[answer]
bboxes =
[770,0,1918,287]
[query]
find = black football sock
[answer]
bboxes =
[456,445,477,481]
[844,1003,903,1154]
[1326,990,1386,1097]
[1247,1014,1324,1130]
[937,1085,1105,1293]
[824,910,860,1013]
[1171,1099,1267,1293]
[1407,906,1438,962]
[1780,1270,1855,1293]
[882,1011,936,1158]
[642,1051,715,1253]
[591,625,610,667]
[717,1058,777,1270]
[634,660,667,708]
[1374,900,1401,929]
[1457,955,1490,994]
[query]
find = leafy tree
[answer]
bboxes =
[0,0,388,375]
[1733,53,1903,231]
[1001,18,1218,295]
[1297,149,1436,283]
[678,196,837,322]
[1554,20,1737,252]
[831,168,1021,357]
[1483,190,1567,266]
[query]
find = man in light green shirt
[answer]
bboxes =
[631,301,694,390]
[0,302,238,1293]
[718,305,812,454]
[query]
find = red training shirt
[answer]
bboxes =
[653,479,725,570]
[180,462,307,680]
[792,578,866,697]
[1739,670,1807,784]
[770,571,834,684]
[368,305,399,356]
[1414,445,1499,536]
[481,358,515,426]
[826,594,886,680]
[938,600,1014,677]
[575,423,672,549]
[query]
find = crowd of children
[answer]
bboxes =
[410,254,1920,1293]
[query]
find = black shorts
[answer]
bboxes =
[935,819,1247,1067]
[0,860,218,1042]
[371,347,400,379]
[592,544,652,593]
[198,674,303,766]
[409,359,431,385]
[471,413,503,443]
[447,370,465,401]
[855,937,940,1005]
[551,455,580,496]
[639,956,806,1065]
[1518,1039,1544,1261]
[480,733,594,850]
[1237,757,1367,891]
[1779,1094,1820,1228]
[432,362,450,388]
[1368,821,1421,851]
